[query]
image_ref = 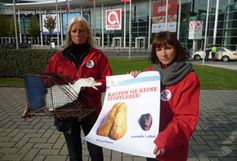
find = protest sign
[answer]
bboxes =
[84,71,160,158]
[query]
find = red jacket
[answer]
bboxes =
[45,48,112,115]
[146,67,200,161]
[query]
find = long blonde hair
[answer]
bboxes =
[63,16,94,49]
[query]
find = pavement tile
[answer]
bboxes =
[22,148,40,161]
[53,138,65,149]
[38,148,60,155]
[32,155,46,161]
[0,141,16,148]
[59,143,68,155]
[1,153,24,161]
[0,88,237,161]
[44,155,68,161]
[18,142,34,155]
[34,143,53,149]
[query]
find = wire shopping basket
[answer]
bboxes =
[23,73,98,121]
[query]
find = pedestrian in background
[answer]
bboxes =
[205,45,211,61]
[211,45,217,61]
[130,31,200,161]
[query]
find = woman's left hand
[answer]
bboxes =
[153,145,166,156]
[128,70,141,77]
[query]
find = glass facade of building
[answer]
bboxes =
[90,0,237,51]
[1,0,237,51]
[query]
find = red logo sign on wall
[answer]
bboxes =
[188,20,203,40]
[189,21,203,29]
[106,9,122,30]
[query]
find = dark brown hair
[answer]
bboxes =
[150,31,190,64]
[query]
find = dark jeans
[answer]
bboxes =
[147,157,157,161]
[205,52,209,61]
[211,52,216,61]
[62,115,103,161]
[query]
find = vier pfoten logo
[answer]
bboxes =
[161,89,171,101]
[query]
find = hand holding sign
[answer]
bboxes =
[84,71,160,158]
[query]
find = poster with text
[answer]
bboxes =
[84,71,160,158]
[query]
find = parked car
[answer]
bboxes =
[192,47,237,62]
[3,43,16,49]
[18,42,31,48]
[0,42,32,49]
[187,48,196,57]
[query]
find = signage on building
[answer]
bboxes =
[42,14,60,34]
[188,20,203,40]
[152,0,177,33]
[121,0,130,2]
[106,9,122,30]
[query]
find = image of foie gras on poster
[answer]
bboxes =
[84,71,161,158]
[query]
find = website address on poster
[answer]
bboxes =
[96,139,114,144]
[131,135,156,138]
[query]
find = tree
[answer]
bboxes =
[28,16,40,38]
[8,16,17,37]
[43,15,56,49]
[0,14,8,37]
[44,15,56,34]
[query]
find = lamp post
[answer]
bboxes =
[128,0,132,59]
[202,0,210,66]
[55,0,59,48]
[13,0,19,49]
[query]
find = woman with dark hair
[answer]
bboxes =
[131,31,200,161]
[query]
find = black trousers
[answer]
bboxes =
[211,52,216,61]
[63,115,103,161]
[147,158,157,161]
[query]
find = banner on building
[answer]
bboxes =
[42,14,60,34]
[106,9,122,30]
[152,0,177,33]
[188,20,203,40]
[84,71,160,158]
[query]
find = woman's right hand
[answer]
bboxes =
[153,145,166,156]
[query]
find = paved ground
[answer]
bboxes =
[0,88,237,161]
[191,61,237,71]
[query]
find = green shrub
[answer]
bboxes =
[0,49,56,77]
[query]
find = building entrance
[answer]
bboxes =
[135,37,145,49]
[112,37,122,48]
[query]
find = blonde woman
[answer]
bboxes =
[45,17,112,161]
[46,17,112,161]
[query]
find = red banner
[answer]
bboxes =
[152,0,177,33]
[88,0,93,3]
[152,0,177,17]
